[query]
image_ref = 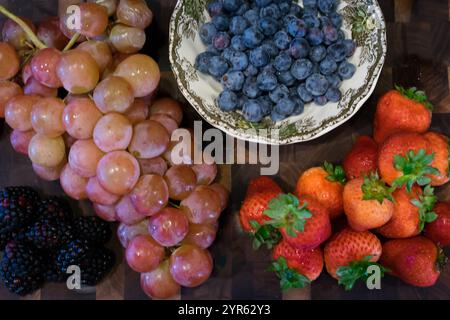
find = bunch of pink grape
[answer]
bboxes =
[0,0,229,299]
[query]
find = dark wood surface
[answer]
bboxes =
[0,0,449,300]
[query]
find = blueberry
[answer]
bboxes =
[229,51,249,70]
[200,22,218,45]
[274,31,292,50]
[282,14,298,28]
[269,84,289,103]
[338,61,356,80]
[243,99,265,122]
[277,70,296,86]
[249,46,270,68]
[206,45,220,54]
[337,30,345,41]
[257,95,273,115]
[306,28,324,46]
[230,16,249,35]
[289,38,310,59]
[329,12,343,28]
[222,71,245,91]
[255,0,273,8]
[342,39,356,57]
[302,14,320,28]
[195,52,215,73]
[290,3,303,17]
[306,73,329,96]
[318,0,337,15]
[237,95,249,110]
[320,16,332,28]
[297,83,314,102]
[287,18,307,38]
[260,4,281,19]
[223,0,242,13]
[261,63,276,74]
[260,18,279,36]
[303,0,318,7]
[319,55,337,75]
[207,0,223,17]
[290,58,313,80]
[218,90,238,111]
[208,56,229,77]
[303,5,318,16]
[278,2,291,15]
[244,64,259,77]
[273,52,291,72]
[213,32,231,50]
[231,35,246,51]
[309,45,327,62]
[323,25,338,43]
[327,42,347,62]
[212,14,230,31]
[325,87,342,102]
[261,40,279,57]
[326,73,342,88]
[257,71,278,91]
[221,47,235,61]
[314,95,328,106]
[236,3,250,15]
[292,98,305,115]
[271,110,287,121]
[243,27,264,48]
[275,97,296,115]
[243,77,261,98]
[244,9,259,26]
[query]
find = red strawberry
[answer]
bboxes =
[422,131,450,186]
[380,236,445,287]
[343,135,378,180]
[324,228,384,290]
[246,176,282,198]
[271,239,323,290]
[265,194,331,250]
[425,202,450,246]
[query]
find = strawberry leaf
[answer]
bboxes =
[250,221,282,250]
[361,172,394,204]
[395,85,433,110]
[392,149,440,192]
[323,161,346,185]
[264,194,312,237]
[411,185,438,232]
[270,257,311,291]
[336,256,387,291]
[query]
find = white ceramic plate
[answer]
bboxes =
[169,0,387,145]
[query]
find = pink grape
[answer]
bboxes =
[88,0,118,16]
[109,24,146,54]
[60,164,88,200]
[93,76,134,113]
[37,17,68,50]
[30,48,62,88]
[1,17,36,51]
[163,129,200,166]
[129,120,169,159]
[94,113,133,152]
[31,97,65,138]
[5,95,40,131]
[28,134,66,167]
[63,133,77,149]
[180,186,222,224]
[124,98,149,125]
[59,15,87,42]
[97,151,140,195]
[116,0,153,29]
[115,195,145,225]
[125,235,165,273]
[93,203,117,222]
[117,219,149,248]
[62,97,102,140]
[150,98,183,125]
[209,183,229,211]
[32,159,66,181]
[164,165,197,201]
[141,260,180,300]
[182,223,217,249]
[0,80,23,118]
[149,114,178,135]
[0,42,20,81]
[77,40,113,73]
[169,244,213,287]
[129,174,169,216]
[86,176,120,205]
[114,54,160,98]
[68,139,104,178]
[77,3,109,38]
[22,62,33,84]
[138,157,168,176]
[10,129,35,155]
[192,162,218,186]
[148,207,189,247]
[24,77,58,97]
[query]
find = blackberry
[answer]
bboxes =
[0,241,44,295]
[43,250,67,283]
[55,239,94,274]
[25,218,74,249]
[0,186,40,235]
[73,216,112,244]
[37,197,73,222]
[0,229,27,250]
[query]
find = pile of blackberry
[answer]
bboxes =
[0,187,115,296]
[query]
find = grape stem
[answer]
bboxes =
[63,32,81,52]
[0,5,47,49]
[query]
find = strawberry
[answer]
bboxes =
[422,131,450,186]
[295,162,345,219]
[377,185,437,238]
[343,172,394,231]
[425,201,450,246]
[246,176,282,198]
[377,132,439,190]
[271,239,323,290]
[380,236,446,287]
[324,228,384,290]
[264,194,331,250]
[373,86,432,144]
[343,135,378,180]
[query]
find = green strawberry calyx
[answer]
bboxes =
[395,85,433,111]
[270,257,311,291]
[263,193,312,238]
[361,172,394,204]
[323,161,347,185]
[249,220,282,250]
[410,185,438,232]
[336,256,388,291]
[392,149,440,192]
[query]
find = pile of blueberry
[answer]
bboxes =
[194,0,356,123]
